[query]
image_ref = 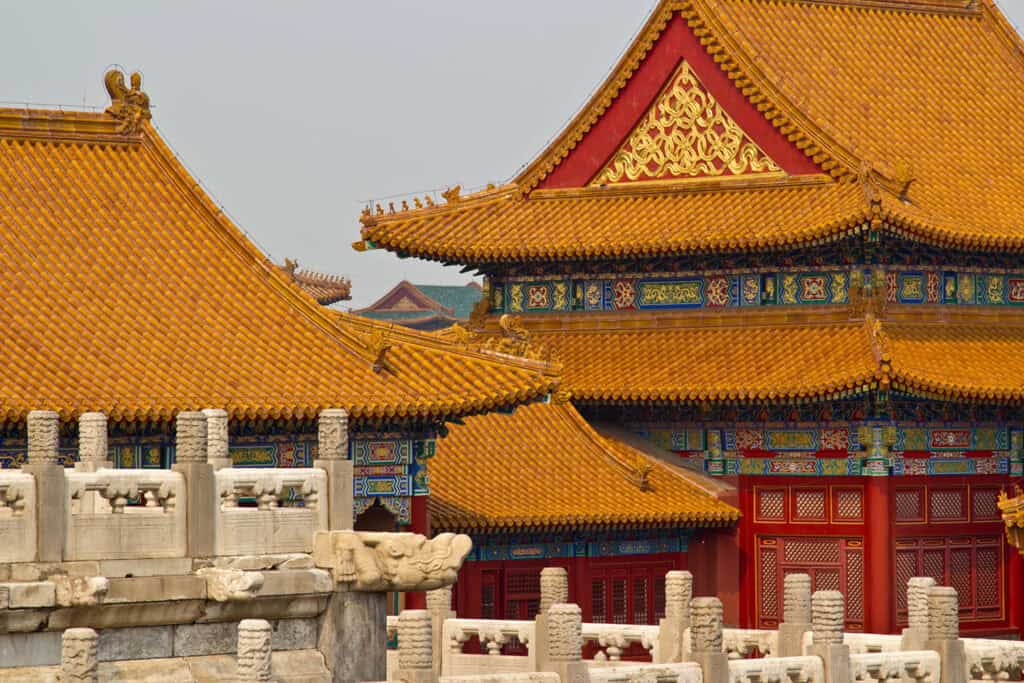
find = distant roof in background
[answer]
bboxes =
[278,259,351,305]
[355,281,483,331]
[0,70,558,425]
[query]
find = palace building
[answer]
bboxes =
[356,0,1024,636]
[0,69,559,574]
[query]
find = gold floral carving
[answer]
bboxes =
[639,281,700,306]
[593,62,779,185]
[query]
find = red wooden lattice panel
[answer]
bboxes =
[757,537,864,630]
[757,489,786,522]
[832,488,864,522]
[895,536,1004,623]
[793,488,828,522]
[971,488,1001,521]
[895,487,925,522]
[929,489,967,522]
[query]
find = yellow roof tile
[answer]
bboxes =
[489,314,1024,404]
[429,401,740,532]
[358,0,1024,261]
[0,91,558,425]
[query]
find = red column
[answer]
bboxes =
[1009,545,1024,639]
[864,476,895,634]
[405,495,432,609]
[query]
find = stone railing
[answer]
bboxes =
[386,568,1012,683]
[0,471,35,563]
[850,651,940,683]
[214,467,327,556]
[799,631,903,655]
[0,408,472,683]
[728,655,824,683]
[588,662,702,682]
[584,622,660,664]
[683,627,778,659]
[441,618,537,676]
[65,468,186,560]
[963,638,1024,681]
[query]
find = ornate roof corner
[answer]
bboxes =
[104,68,151,134]
[442,185,462,204]
[483,315,551,362]
[278,259,352,305]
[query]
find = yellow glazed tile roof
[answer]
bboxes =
[428,401,740,532]
[496,314,1024,404]
[358,0,1024,261]
[0,89,558,425]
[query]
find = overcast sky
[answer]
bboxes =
[3,1,1022,308]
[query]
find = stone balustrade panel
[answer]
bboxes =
[0,471,36,563]
[440,618,536,677]
[682,627,777,659]
[214,468,328,556]
[800,631,903,656]
[64,469,186,560]
[963,637,1024,681]
[850,651,941,683]
[728,655,825,683]
[583,622,660,665]
[589,661,703,682]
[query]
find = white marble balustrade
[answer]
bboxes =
[850,651,940,683]
[441,618,537,677]
[799,632,903,656]
[963,638,1024,681]
[589,662,702,682]
[0,471,35,563]
[682,628,778,660]
[584,622,661,664]
[64,469,185,560]
[728,655,824,683]
[214,467,327,556]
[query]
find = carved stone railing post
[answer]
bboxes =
[657,570,692,663]
[171,411,215,557]
[316,409,353,531]
[398,610,437,683]
[900,577,936,651]
[426,586,455,675]
[61,627,99,682]
[24,410,66,561]
[778,573,811,657]
[202,408,232,470]
[543,603,587,683]
[925,586,966,683]
[536,567,569,671]
[808,591,850,683]
[76,412,110,471]
[237,619,274,682]
[74,412,112,513]
[688,597,728,683]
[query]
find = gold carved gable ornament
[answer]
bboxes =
[593,61,781,185]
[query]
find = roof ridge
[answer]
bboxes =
[737,0,979,14]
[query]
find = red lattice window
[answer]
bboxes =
[590,565,669,627]
[832,487,864,522]
[929,488,967,522]
[505,569,541,620]
[784,538,841,564]
[895,536,1004,623]
[591,580,606,623]
[632,577,649,625]
[757,488,787,522]
[760,546,779,620]
[895,487,925,523]
[971,488,1001,521]
[793,488,828,522]
[757,537,864,631]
